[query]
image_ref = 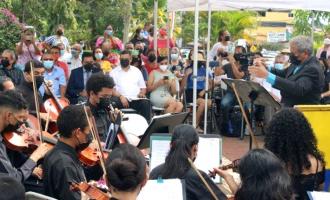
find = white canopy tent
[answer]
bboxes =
[163,0,330,133]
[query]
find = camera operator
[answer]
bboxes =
[214,44,250,134]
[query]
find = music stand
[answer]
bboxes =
[222,78,281,149]
[137,112,189,149]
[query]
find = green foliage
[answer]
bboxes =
[259,42,285,51]
[180,11,257,46]
[0,8,22,52]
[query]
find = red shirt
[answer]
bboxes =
[55,60,69,80]
[149,38,175,57]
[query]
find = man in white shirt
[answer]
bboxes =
[110,50,151,121]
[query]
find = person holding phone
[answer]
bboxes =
[16,26,42,68]
[147,56,183,113]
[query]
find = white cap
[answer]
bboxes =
[324,38,330,45]
[236,39,247,49]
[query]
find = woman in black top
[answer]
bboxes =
[213,149,294,200]
[265,108,326,200]
[149,124,227,200]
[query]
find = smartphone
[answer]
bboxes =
[163,76,169,80]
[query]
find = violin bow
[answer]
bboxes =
[83,105,108,185]
[188,158,219,200]
[29,61,44,143]
[231,82,259,149]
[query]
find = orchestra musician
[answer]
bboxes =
[149,124,227,200]
[43,105,93,200]
[86,73,115,142]
[105,143,148,200]
[0,90,51,184]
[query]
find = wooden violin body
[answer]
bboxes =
[70,182,109,200]
[79,147,109,166]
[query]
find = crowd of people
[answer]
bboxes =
[0,21,328,200]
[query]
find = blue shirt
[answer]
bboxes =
[266,65,301,86]
[187,66,212,90]
[39,66,66,97]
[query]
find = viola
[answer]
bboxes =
[209,159,240,179]
[70,181,110,200]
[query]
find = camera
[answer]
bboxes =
[218,51,228,58]
[234,53,252,71]
[163,75,169,80]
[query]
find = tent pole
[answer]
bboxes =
[203,0,212,134]
[311,10,315,42]
[154,0,158,52]
[192,0,200,128]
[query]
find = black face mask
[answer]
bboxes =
[224,35,231,41]
[1,59,10,68]
[3,117,25,133]
[148,54,156,63]
[98,97,111,109]
[35,76,44,89]
[76,132,93,152]
[289,53,301,65]
[120,59,130,68]
[84,63,93,72]
[56,29,63,36]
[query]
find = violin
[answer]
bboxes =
[42,80,69,133]
[70,181,110,200]
[209,159,240,179]
[79,147,110,166]
[3,114,57,154]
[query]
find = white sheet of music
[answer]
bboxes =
[150,139,171,171]
[308,191,330,200]
[194,137,222,183]
[137,179,185,200]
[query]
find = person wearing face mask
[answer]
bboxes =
[170,47,184,78]
[316,37,330,60]
[150,124,227,200]
[249,36,325,107]
[147,57,183,113]
[68,43,83,72]
[44,24,70,54]
[208,30,231,61]
[95,25,123,51]
[130,27,149,53]
[16,26,42,68]
[142,49,158,74]
[67,52,101,104]
[149,27,175,57]
[0,90,52,184]
[93,47,112,75]
[0,76,15,92]
[86,73,115,142]
[39,52,69,104]
[110,50,152,122]
[43,105,93,200]
[50,46,69,80]
[0,49,24,86]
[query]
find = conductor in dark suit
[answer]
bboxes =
[249,36,324,107]
[66,52,101,104]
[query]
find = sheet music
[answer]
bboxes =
[194,137,221,183]
[150,139,171,171]
[308,191,330,200]
[137,179,185,200]
[150,136,222,183]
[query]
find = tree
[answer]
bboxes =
[0,8,22,52]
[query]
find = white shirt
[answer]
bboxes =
[208,42,231,61]
[69,57,82,72]
[110,65,146,99]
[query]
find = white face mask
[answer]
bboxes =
[159,65,168,71]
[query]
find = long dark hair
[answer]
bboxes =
[161,124,199,178]
[218,29,227,42]
[264,108,325,176]
[236,149,294,200]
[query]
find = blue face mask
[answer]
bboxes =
[43,60,54,69]
[274,63,284,70]
[71,49,79,58]
[14,64,25,71]
[60,49,65,56]
[106,30,113,36]
[95,53,103,60]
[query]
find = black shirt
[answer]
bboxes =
[150,164,227,200]
[0,66,24,86]
[88,102,112,142]
[43,141,86,200]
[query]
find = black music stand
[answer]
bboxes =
[137,112,189,149]
[222,78,281,149]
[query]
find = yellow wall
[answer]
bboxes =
[250,12,293,43]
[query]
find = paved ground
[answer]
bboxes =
[221,135,265,161]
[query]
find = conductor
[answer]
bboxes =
[249,36,324,107]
